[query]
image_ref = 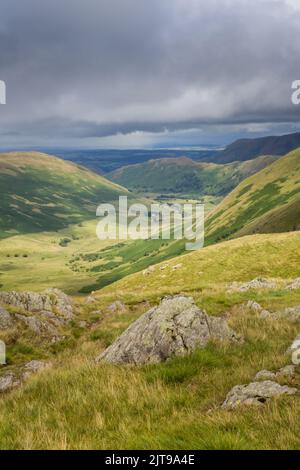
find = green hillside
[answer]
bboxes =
[205,148,300,244]
[1,232,300,449]
[108,155,278,196]
[0,152,128,239]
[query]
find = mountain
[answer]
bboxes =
[214,132,300,163]
[108,155,278,196]
[205,148,300,244]
[0,152,128,239]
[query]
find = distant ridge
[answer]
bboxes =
[213,132,300,163]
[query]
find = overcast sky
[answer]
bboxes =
[1,0,300,148]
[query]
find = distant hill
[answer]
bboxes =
[0,152,128,238]
[213,132,300,163]
[108,155,279,196]
[205,148,300,244]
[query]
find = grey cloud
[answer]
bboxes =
[0,0,300,147]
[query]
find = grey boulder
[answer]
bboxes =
[222,380,297,409]
[97,295,240,365]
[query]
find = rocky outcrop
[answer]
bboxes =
[15,314,58,336]
[0,307,14,329]
[254,365,296,381]
[229,278,277,292]
[0,360,50,393]
[287,278,300,291]
[0,288,73,319]
[107,301,126,313]
[97,296,241,365]
[222,380,297,409]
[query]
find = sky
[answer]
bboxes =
[1,0,300,149]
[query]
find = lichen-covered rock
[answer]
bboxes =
[287,278,300,291]
[15,314,58,336]
[0,360,50,393]
[0,289,73,318]
[280,306,300,322]
[107,301,126,313]
[254,365,297,382]
[277,365,296,378]
[229,278,277,292]
[97,296,240,365]
[222,381,297,409]
[0,307,14,329]
[0,373,21,393]
[254,370,276,381]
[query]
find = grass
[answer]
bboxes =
[205,148,300,243]
[0,231,300,448]
[0,151,128,238]
[108,155,278,197]
[0,311,299,449]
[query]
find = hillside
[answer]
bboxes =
[108,155,278,196]
[0,152,128,239]
[214,132,300,163]
[1,232,300,449]
[205,148,300,244]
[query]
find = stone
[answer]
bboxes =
[287,278,300,291]
[280,306,300,322]
[21,360,49,379]
[15,314,58,336]
[0,372,21,393]
[172,263,183,271]
[229,278,277,292]
[143,266,155,276]
[222,381,297,409]
[97,296,240,365]
[246,301,263,313]
[277,365,296,378]
[107,301,126,313]
[0,307,14,329]
[0,288,73,319]
[79,320,87,328]
[254,370,276,381]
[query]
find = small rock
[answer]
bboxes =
[22,360,49,379]
[107,301,126,313]
[229,278,277,292]
[287,278,300,291]
[143,266,155,276]
[79,321,87,328]
[0,307,14,329]
[85,295,96,305]
[222,381,297,409]
[15,314,58,336]
[280,306,300,322]
[97,296,241,365]
[172,263,183,271]
[277,365,296,378]
[246,301,263,313]
[254,370,276,381]
[0,372,21,393]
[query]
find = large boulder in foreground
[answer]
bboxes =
[97,296,240,365]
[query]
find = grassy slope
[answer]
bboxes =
[108,155,278,196]
[0,152,128,239]
[205,148,300,244]
[0,232,300,449]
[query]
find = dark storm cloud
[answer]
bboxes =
[0,0,300,146]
